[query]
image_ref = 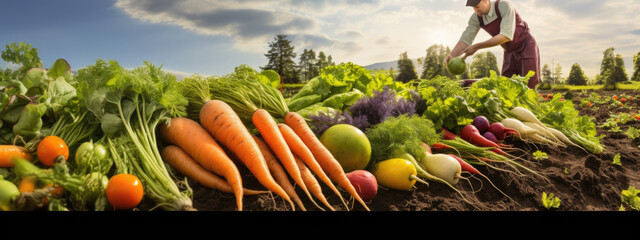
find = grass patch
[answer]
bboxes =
[551,81,640,91]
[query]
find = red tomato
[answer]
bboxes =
[37,136,69,167]
[106,174,144,210]
[547,94,553,98]
[629,96,634,100]
[621,98,627,102]
[587,102,591,107]
[613,96,618,100]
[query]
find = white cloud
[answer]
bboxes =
[114,0,640,78]
[0,60,21,71]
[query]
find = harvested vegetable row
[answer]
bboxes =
[253,135,306,211]
[199,100,294,209]
[284,111,370,211]
[161,145,267,196]
[160,117,245,211]
[252,108,318,210]
[294,153,335,211]
[277,123,347,209]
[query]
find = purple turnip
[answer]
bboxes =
[483,131,498,143]
[472,116,490,133]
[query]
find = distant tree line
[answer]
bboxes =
[392,44,499,83]
[540,47,639,89]
[261,34,335,84]
[263,35,640,89]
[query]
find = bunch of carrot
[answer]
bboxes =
[159,74,370,211]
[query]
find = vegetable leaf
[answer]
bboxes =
[365,115,441,165]
[625,127,640,140]
[621,186,640,211]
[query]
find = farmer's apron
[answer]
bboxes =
[478,0,540,88]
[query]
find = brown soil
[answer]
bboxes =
[156,89,640,212]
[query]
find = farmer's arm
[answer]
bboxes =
[446,14,480,64]
[463,34,510,57]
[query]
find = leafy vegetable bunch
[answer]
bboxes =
[417,75,476,133]
[288,62,414,118]
[75,59,194,211]
[365,114,441,165]
[536,93,604,153]
[308,87,421,136]
[0,43,89,149]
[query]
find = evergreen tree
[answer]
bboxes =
[421,44,452,79]
[541,64,552,84]
[298,49,317,83]
[553,63,563,84]
[316,51,329,72]
[262,34,299,84]
[327,55,335,66]
[603,68,617,90]
[632,51,640,81]
[566,63,588,85]
[597,47,616,84]
[469,51,499,79]
[396,51,418,83]
[612,53,628,82]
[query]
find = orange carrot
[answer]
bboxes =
[252,109,317,208]
[252,135,306,211]
[284,111,370,211]
[294,153,335,211]
[199,100,293,209]
[18,176,37,192]
[159,117,245,211]
[161,145,267,196]
[277,123,347,209]
[0,145,33,168]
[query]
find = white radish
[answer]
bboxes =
[545,127,587,150]
[501,118,562,146]
[528,133,559,146]
[510,107,545,126]
[420,153,462,185]
[501,118,537,136]
[522,122,565,147]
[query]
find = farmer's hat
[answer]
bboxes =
[466,0,482,6]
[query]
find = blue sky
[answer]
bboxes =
[1,0,639,80]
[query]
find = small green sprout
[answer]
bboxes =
[532,150,548,160]
[612,153,622,166]
[541,192,561,209]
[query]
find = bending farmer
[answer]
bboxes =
[446,0,540,88]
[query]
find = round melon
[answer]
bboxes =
[447,57,467,75]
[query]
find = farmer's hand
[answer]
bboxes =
[445,54,454,66]
[462,44,479,60]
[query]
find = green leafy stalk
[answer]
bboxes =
[75,59,194,211]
